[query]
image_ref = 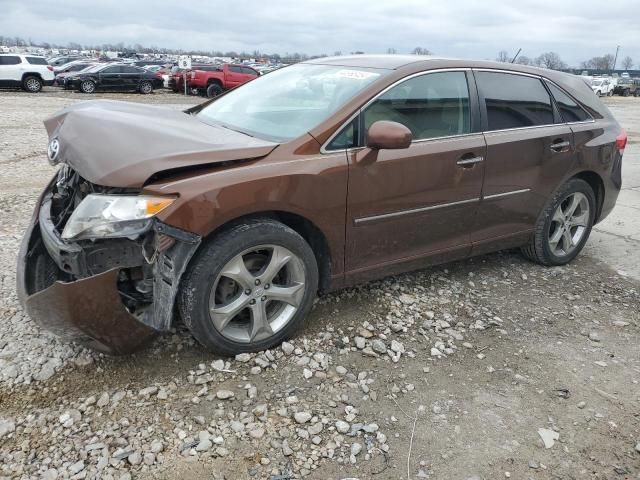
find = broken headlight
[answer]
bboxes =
[61,194,176,241]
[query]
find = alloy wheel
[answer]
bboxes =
[25,78,40,92]
[548,192,590,257]
[208,245,306,343]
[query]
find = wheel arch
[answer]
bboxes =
[21,72,43,81]
[207,78,223,86]
[197,211,332,293]
[570,170,605,222]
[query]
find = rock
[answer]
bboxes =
[537,428,559,449]
[235,353,251,363]
[303,368,313,379]
[588,332,601,342]
[68,461,85,475]
[358,328,374,339]
[216,390,235,400]
[635,442,640,453]
[150,440,164,454]
[577,401,586,409]
[351,442,363,456]
[281,342,295,355]
[354,337,366,350]
[430,348,443,357]
[96,392,109,407]
[128,452,142,465]
[371,339,387,354]
[211,359,225,371]
[594,361,608,367]
[294,412,312,424]
[143,452,155,465]
[196,439,212,451]
[139,386,158,397]
[335,420,350,433]
[248,427,265,439]
[308,422,323,435]
[0,418,15,438]
[399,294,416,305]
[528,460,540,469]
[613,320,629,327]
[390,340,404,354]
[282,440,293,456]
[34,361,56,381]
[42,468,58,480]
[336,366,347,375]
[250,366,262,375]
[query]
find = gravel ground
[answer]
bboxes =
[0,88,639,480]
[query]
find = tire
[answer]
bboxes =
[189,87,200,96]
[178,219,319,355]
[623,89,630,97]
[139,81,153,94]
[206,83,223,98]
[22,75,42,93]
[80,80,96,94]
[521,178,596,266]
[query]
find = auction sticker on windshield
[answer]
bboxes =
[335,69,380,80]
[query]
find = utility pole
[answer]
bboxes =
[613,45,620,71]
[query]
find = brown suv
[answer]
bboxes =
[17,55,626,355]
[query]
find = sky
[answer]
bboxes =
[1,0,639,67]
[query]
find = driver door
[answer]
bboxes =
[343,70,486,281]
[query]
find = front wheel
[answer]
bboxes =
[178,219,319,355]
[139,81,153,94]
[80,80,96,94]
[521,178,596,266]
[23,76,42,93]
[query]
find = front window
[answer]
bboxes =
[197,64,387,141]
[363,71,471,141]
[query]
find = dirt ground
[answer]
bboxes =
[0,88,638,480]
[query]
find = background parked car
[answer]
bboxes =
[0,54,54,92]
[169,64,221,93]
[52,58,96,74]
[591,78,614,96]
[613,78,640,96]
[189,63,259,97]
[47,55,82,67]
[55,63,98,88]
[66,63,164,94]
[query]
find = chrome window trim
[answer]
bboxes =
[354,197,480,225]
[320,66,598,154]
[320,68,472,154]
[482,188,530,200]
[542,77,595,123]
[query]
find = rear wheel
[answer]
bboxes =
[80,80,96,94]
[139,81,153,94]
[23,75,42,93]
[521,178,596,266]
[623,89,630,97]
[206,83,223,98]
[178,219,319,355]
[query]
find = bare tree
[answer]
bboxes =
[496,50,509,62]
[387,47,397,54]
[535,52,567,70]
[411,47,432,55]
[621,56,633,69]
[581,54,615,70]
[515,55,534,66]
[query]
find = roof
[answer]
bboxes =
[304,54,434,69]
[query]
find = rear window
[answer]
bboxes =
[229,65,243,73]
[546,82,591,123]
[477,71,554,131]
[26,57,48,65]
[0,56,21,65]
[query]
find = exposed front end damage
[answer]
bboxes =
[17,169,201,355]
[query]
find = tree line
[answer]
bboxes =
[495,50,634,70]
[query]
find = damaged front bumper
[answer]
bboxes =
[16,185,201,355]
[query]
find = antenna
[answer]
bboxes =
[511,48,522,63]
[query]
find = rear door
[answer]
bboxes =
[471,70,574,251]
[120,65,143,90]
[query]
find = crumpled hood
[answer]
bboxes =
[44,100,278,188]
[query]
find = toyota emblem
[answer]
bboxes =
[47,138,60,165]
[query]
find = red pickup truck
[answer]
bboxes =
[189,64,259,97]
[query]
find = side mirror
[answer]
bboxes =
[366,120,412,150]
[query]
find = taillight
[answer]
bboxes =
[616,129,628,153]
[155,72,162,78]
[47,65,53,71]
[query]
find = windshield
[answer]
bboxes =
[82,63,109,73]
[592,80,602,86]
[196,63,388,141]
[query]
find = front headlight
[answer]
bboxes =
[61,194,176,241]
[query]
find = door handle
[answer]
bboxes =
[456,155,484,167]
[550,139,571,152]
